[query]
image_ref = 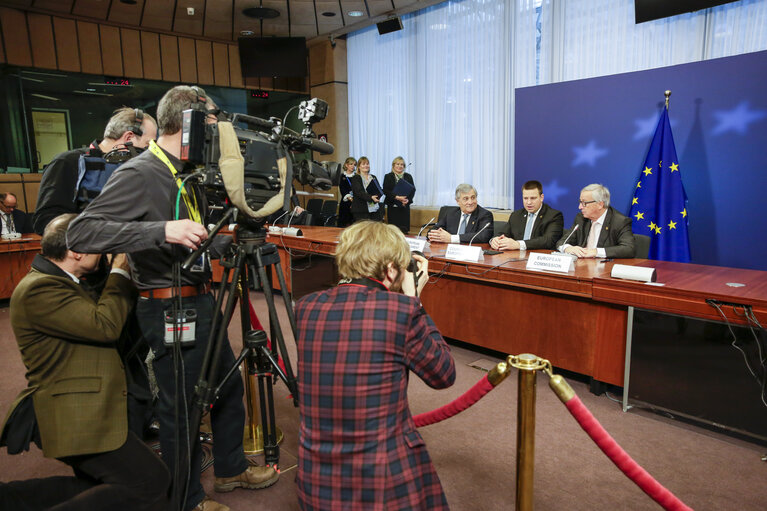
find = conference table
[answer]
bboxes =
[266,226,767,392]
[1,234,41,299]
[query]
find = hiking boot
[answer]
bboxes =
[194,496,230,511]
[214,465,279,493]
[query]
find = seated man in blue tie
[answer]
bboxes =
[489,180,564,251]
[555,183,635,259]
[428,183,494,244]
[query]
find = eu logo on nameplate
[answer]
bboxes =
[526,252,574,273]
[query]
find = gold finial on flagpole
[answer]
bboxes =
[665,90,671,110]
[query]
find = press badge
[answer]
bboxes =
[164,309,197,346]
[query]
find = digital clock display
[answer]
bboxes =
[104,76,131,86]
[249,89,269,99]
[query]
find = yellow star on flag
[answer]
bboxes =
[681,208,687,218]
[632,197,638,205]
[668,220,677,230]
[655,226,662,234]
[634,211,644,221]
[643,167,653,176]
[669,162,679,172]
[648,221,657,231]
[636,181,642,189]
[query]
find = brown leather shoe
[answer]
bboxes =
[194,496,230,511]
[214,465,279,493]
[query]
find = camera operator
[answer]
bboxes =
[33,107,157,234]
[0,213,169,510]
[66,85,279,511]
[294,221,456,510]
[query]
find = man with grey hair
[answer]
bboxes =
[67,85,278,511]
[556,183,635,258]
[428,183,494,244]
[33,107,157,234]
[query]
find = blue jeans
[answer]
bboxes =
[135,292,248,510]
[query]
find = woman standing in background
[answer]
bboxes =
[337,157,356,228]
[350,157,382,222]
[383,156,415,233]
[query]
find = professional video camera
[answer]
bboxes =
[178,97,341,230]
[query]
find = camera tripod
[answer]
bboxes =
[173,215,299,510]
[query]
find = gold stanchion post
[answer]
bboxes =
[242,364,284,454]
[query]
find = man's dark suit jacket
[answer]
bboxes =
[556,206,635,258]
[7,208,33,234]
[432,205,494,244]
[1,254,135,459]
[33,146,90,234]
[497,202,564,250]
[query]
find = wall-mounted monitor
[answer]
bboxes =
[238,37,307,78]
[635,0,739,23]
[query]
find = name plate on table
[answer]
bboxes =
[526,252,574,273]
[444,244,483,262]
[407,238,427,252]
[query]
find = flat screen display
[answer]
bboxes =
[238,37,307,78]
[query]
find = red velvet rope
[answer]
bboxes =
[564,395,693,511]
[414,374,495,427]
[247,302,287,374]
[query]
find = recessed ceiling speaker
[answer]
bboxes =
[376,17,403,35]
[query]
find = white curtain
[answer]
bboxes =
[347,0,767,209]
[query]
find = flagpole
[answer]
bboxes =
[665,90,671,111]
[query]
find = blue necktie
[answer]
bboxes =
[458,214,468,235]
[523,212,535,240]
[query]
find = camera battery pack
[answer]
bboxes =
[164,308,198,346]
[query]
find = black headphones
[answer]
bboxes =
[189,86,209,112]
[130,108,144,137]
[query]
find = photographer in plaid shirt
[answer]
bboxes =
[294,221,456,510]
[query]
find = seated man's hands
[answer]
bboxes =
[563,246,597,258]
[165,219,208,249]
[428,228,451,244]
[490,235,520,251]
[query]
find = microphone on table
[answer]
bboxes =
[469,222,492,246]
[270,209,289,225]
[553,224,579,254]
[417,217,436,238]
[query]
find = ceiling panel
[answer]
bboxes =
[261,23,290,37]
[289,24,318,38]
[392,0,419,9]
[71,0,108,20]
[204,0,233,40]
[173,0,206,36]
[32,0,72,13]
[367,0,394,17]
[141,0,175,32]
[108,0,144,26]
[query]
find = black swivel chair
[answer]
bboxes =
[305,198,324,226]
[493,220,507,237]
[321,200,338,226]
[634,234,651,258]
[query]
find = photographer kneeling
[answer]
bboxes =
[0,213,169,510]
[294,221,456,510]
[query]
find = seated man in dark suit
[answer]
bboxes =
[0,192,33,235]
[0,213,169,510]
[489,180,563,251]
[555,183,635,259]
[428,183,494,244]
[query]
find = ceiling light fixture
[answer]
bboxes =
[322,12,336,17]
[243,7,280,19]
[240,30,255,36]
[348,11,364,17]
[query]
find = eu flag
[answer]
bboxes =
[629,107,690,262]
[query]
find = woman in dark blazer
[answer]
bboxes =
[382,156,415,234]
[337,157,356,228]
[350,156,383,222]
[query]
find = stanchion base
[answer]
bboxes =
[243,425,284,455]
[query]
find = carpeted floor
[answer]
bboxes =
[2,292,766,510]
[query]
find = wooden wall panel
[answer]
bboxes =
[120,29,143,78]
[212,42,229,87]
[195,40,214,85]
[160,34,180,83]
[178,37,198,83]
[228,44,243,88]
[0,7,32,67]
[141,31,162,81]
[77,21,103,75]
[53,17,80,72]
[27,13,56,69]
[99,25,123,76]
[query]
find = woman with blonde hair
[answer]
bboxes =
[349,156,383,223]
[382,156,415,233]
